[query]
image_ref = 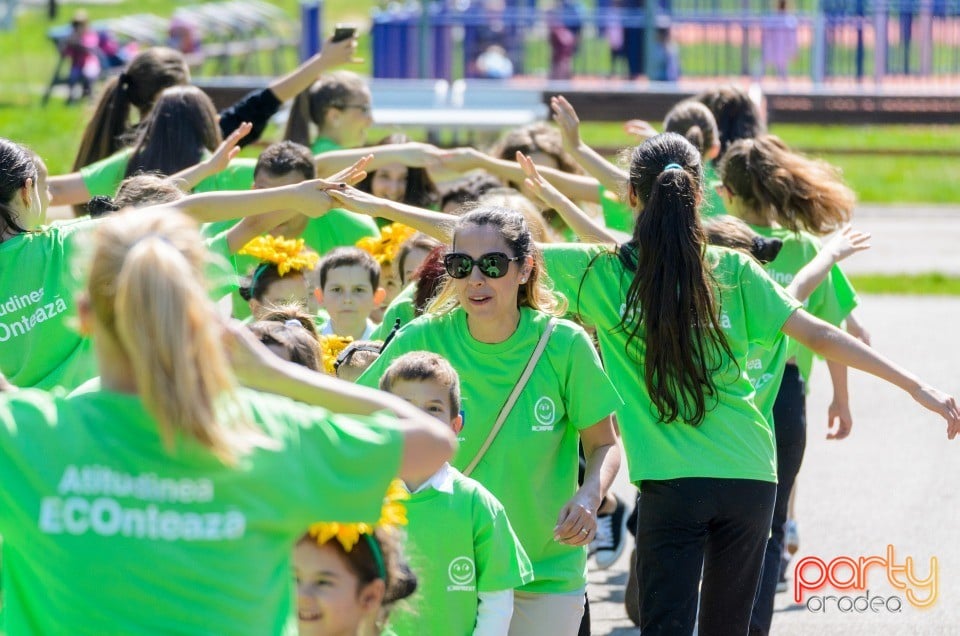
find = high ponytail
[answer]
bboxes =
[88,209,267,464]
[73,47,190,170]
[619,133,735,426]
[284,71,369,147]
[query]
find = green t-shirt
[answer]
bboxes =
[0,387,404,636]
[598,184,633,234]
[80,150,255,198]
[312,137,341,155]
[542,243,801,485]
[371,283,417,340]
[700,162,728,219]
[750,225,859,385]
[0,221,99,390]
[388,464,533,636]
[359,307,621,593]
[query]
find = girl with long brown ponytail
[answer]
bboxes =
[538,132,959,635]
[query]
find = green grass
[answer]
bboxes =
[2,1,960,204]
[848,273,960,296]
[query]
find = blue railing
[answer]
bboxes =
[370,0,960,84]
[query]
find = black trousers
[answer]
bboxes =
[635,477,776,636]
[750,364,807,635]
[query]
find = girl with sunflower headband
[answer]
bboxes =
[295,481,418,636]
[238,234,320,319]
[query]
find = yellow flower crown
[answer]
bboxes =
[238,235,319,276]
[356,223,417,265]
[308,479,409,553]
[318,334,354,375]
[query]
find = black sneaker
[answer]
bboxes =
[590,494,628,569]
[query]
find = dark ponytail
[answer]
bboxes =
[0,138,39,237]
[619,133,736,426]
[73,47,190,171]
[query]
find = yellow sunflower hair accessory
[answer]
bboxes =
[356,223,417,265]
[308,479,409,553]
[318,334,354,375]
[238,235,319,276]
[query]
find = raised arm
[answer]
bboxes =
[327,185,455,243]
[314,141,444,175]
[267,35,359,103]
[781,310,960,438]
[169,122,253,191]
[518,152,624,245]
[440,146,602,203]
[785,226,871,302]
[550,95,628,193]
[48,173,92,207]
[224,322,457,483]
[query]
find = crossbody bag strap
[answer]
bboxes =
[461,317,557,477]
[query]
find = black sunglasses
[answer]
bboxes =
[443,252,521,279]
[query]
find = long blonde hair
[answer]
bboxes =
[88,208,265,464]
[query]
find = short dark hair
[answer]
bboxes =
[379,351,462,416]
[254,141,316,183]
[318,247,381,290]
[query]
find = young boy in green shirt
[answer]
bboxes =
[316,248,385,340]
[379,351,534,635]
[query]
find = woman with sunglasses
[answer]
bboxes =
[334,194,622,635]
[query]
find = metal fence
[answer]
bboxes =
[370,0,960,84]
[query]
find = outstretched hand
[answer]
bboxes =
[517,151,564,209]
[207,122,252,174]
[824,225,871,264]
[550,95,582,152]
[910,386,960,440]
[325,184,384,218]
[326,154,373,186]
[623,119,658,142]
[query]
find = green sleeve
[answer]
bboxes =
[599,184,634,233]
[194,158,256,193]
[738,255,803,349]
[286,405,403,523]
[301,211,380,257]
[204,231,239,301]
[79,149,133,197]
[472,484,534,592]
[558,325,623,429]
[541,243,603,316]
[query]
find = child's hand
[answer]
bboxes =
[909,386,960,440]
[326,184,385,218]
[206,122,252,175]
[823,225,871,264]
[290,178,344,217]
[623,119,658,142]
[827,399,853,440]
[517,151,564,209]
[550,95,582,152]
[325,154,373,186]
[553,492,598,546]
[438,147,485,173]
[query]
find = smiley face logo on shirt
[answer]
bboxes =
[534,396,557,427]
[448,556,476,586]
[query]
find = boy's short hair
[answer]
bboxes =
[114,174,186,209]
[254,141,316,182]
[379,351,461,417]
[334,340,383,379]
[318,247,381,290]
